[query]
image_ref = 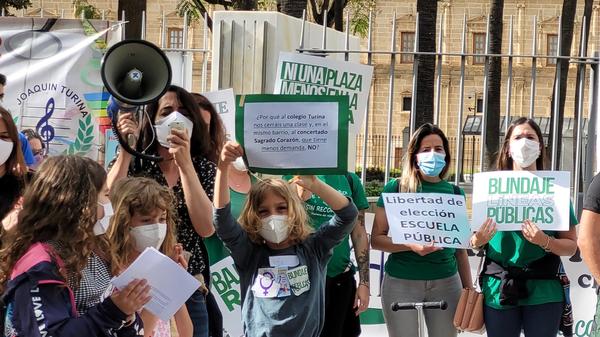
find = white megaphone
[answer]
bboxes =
[101,40,172,160]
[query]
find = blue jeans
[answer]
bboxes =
[186,290,209,337]
[484,302,563,337]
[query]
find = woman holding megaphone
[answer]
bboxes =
[107,85,215,337]
[471,117,578,337]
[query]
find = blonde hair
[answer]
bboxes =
[107,177,177,275]
[239,178,312,244]
[400,123,451,192]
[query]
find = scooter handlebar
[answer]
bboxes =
[391,300,447,311]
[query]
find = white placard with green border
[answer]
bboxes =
[472,171,571,231]
[274,52,373,134]
[210,256,243,337]
[382,193,471,248]
[201,88,236,139]
[235,94,349,175]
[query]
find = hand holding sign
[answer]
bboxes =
[289,175,319,193]
[470,218,497,248]
[409,242,443,256]
[219,141,244,169]
[522,219,549,248]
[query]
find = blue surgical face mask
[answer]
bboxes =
[417,151,446,177]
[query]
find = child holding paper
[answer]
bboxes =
[470,117,578,337]
[107,177,193,337]
[213,141,358,337]
[0,155,151,337]
[371,123,473,337]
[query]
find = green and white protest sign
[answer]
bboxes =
[382,193,471,248]
[210,256,243,337]
[472,171,571,231]
[236,94,348,175]
[201,88,236,139]
[274,52,373,134]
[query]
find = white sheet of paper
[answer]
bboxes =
[111,247,200,321]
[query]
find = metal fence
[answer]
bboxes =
[295,8,600,212]
[4,5,599,211]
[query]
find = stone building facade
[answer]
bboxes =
[12,0,600,173]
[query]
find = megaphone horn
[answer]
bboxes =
[101,40,172,161]
[101,40,172,106]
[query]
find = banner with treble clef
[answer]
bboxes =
[0,17,122,160]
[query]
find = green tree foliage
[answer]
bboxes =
[0,0,32,14]
[177,0,373,38]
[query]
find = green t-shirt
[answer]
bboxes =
[482,204,578,309]
[205,180,253,264]
[376,178,465,280]
[283,173,370,277]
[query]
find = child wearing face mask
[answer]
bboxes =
[107,177,193,337]
[371,124,473,337]
[212,141,358,337]
[471,118,578,337]
[1,155,150,337]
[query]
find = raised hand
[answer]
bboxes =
[289,175,319,193]
[219,141,244,169]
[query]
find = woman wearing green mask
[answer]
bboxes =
[372,123,472,337]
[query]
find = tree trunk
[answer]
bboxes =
[548,0,577,169]
[413,0,437,128]
[572,0,593,190]
[483,0,504,170]
[234,0,256,10]
[279,0,308,18]
[118,0,146,39]
[333,0,344,31]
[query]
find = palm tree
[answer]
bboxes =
[279,0,308,19]
[483,0,504,170]
[548,0,577,169]
[0,0,31,14]
[572,0,593,186]
[118,0,146,39]
[413,0,438,128]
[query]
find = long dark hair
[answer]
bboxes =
[0,107,27,177]
[0,156,106,292]
[191,93,226,164]
[496,117,545,170]
[400,123,451,192]
[143,85,210,158]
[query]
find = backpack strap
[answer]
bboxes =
[11,243,54,280]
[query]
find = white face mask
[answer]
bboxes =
[510,138,540,168]
[154,111,194,148]
[130,223,168,252]
[259,215,290,244]
[93,202,114,236]
[0,139,14,166]
[232,157,248,172]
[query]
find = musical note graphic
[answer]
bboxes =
[36,97,56,151]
